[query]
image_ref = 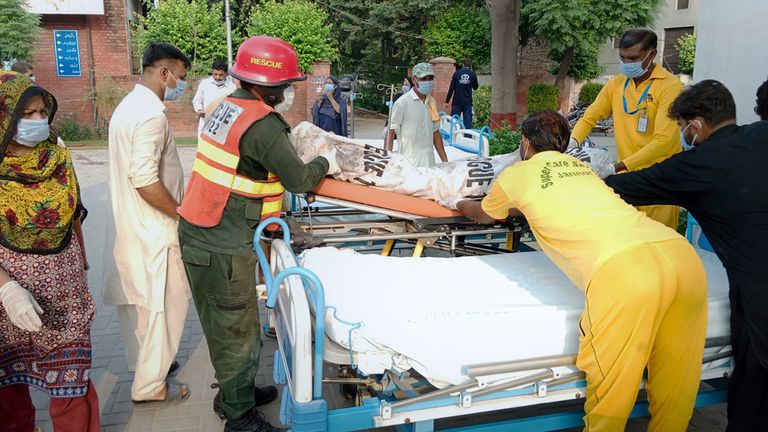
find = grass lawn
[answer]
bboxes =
[66,137,198,147]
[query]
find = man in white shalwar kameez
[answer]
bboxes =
[103,43,192,403]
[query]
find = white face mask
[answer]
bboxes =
[163,70,187,101]
[14,118,50,147]
[275,86,295,113]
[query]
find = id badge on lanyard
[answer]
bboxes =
[637,108,648,133]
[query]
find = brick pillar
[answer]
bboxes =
[430,57,456,113]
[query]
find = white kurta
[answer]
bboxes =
[104,84,190,312]
[389,89,440,168]
[192,76,236,135]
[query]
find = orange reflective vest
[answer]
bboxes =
[178,98,285,228]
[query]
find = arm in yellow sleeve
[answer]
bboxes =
[621,81,683,171]
[571,83,614,144]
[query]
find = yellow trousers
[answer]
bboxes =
[637,204,679,230]
[577,238,707,432]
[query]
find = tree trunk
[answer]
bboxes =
[489,0,521,130]
[555,46,574,87]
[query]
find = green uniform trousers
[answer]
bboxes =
[179,239,261,420]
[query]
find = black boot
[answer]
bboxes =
[214,386,279,419]
[224,407,285,432]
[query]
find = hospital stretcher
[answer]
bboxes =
[287,178,528,257]
[254,218,732,432]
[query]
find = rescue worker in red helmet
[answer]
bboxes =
[177,36,339,432]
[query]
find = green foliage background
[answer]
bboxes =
[578,82,604,105]
[677,33,696,75]
[489,125,522,156]
[423,5,491,71]
[246,0,337,73]
[132,0,227,76]
[0,0,40,63]
[527,83,560,114]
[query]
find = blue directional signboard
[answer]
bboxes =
[53,30,82,77]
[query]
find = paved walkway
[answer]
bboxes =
[28,132,727,431]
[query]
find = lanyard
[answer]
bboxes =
[622,78,652,115]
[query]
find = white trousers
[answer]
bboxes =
[116,246,190,399]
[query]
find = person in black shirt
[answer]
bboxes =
[756,76,768,121]
[604,80,768,431]
[445,58,479,129]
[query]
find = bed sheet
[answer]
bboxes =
[299,247,731,388]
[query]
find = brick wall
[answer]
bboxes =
[430,57,456,111]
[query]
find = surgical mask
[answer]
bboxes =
[29,75,36,82]
[214,78,226,87]
[324,83,335,92]
[681,120,700,149]
[619,51,653,79]
[401,84,411,93]
[163,71,187,101]
[417,80,434,95]
[275,86,295,113]
[14,118,50,147]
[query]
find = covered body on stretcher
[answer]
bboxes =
[259,219,732,431]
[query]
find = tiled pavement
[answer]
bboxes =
[27,143,727,431]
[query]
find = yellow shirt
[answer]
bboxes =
[481,151,680,290]
[571,65,683,171]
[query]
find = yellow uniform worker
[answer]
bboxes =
[571,29,682,229]
[456,111,707,432]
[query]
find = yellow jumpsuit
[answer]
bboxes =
[571,64,683,229]
[481,151,707,431]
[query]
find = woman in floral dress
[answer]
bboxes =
[0,71,99,431]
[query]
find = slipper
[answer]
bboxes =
[168,360,180,376]
[132,383,190,404]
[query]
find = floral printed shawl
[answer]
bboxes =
[0,71,83,254]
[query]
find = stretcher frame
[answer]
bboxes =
[254,218,732,432]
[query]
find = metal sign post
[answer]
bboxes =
[377,83,397,145]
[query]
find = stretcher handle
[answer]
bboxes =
[271,267,326,401]
[253,217,292,290]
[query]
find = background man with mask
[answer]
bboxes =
[193,59,236,136]
[604,80,768,431]
[386,62,448,168]
[104,43,192,403]
[570,28,683,229]
[177,36,339,432]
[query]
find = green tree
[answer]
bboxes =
[423,5,491,70]
[247,0,337,73]
[0,0,40,63]
[677,33,696,75]
[522,0,663,85]
[132,0,227,74]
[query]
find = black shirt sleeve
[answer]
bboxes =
[446,72,457,104]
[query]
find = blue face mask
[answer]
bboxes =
[14,118,50,147]
[324,83,335,92]
[680,120,700,150]
[417,80,434,95]
[619,51,653,79]
[401,84,411,93]
[164,71,187,101]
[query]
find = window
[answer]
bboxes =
[663,27,694,74]
[677,0,690,10]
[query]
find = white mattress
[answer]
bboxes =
[300,247,731,388]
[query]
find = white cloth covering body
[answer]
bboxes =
[300,247,731,388]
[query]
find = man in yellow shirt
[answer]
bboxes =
[453,111,707,431]
[571,28,683,229]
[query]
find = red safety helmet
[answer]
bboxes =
[230,36,306,87]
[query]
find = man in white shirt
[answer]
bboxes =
[385,62,448,168]
[104,42,192,403]
[193,60,236,136]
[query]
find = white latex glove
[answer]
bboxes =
[0,281,43,332]
[438,197,463,210]
[594,162,616,179]
[567,137,579,150]
[322,148,341,177]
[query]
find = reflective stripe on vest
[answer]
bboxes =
[177,98,284,228]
